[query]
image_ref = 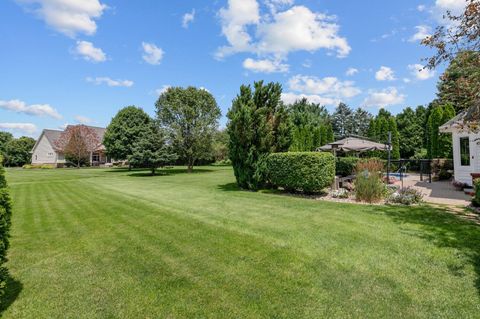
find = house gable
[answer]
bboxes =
[31,130,61,165]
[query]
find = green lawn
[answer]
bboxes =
[1,166,479,318]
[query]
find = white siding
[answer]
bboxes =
[451,131,480,186]
[31,135,57,165]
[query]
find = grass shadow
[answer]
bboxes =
[217,183,242,192]
[127,168,215,177]
[0,272,22,315]
[380,204,480,295]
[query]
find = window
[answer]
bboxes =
[460,137,470,166]
[92,153,100,162]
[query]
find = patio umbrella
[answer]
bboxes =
[318,137,388,153]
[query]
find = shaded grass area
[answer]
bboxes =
[3,166,480,318]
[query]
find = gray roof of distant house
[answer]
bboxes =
[34,126,106,152]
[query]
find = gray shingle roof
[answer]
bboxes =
[38,125,106,151]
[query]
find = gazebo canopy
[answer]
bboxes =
[318,136,388,153]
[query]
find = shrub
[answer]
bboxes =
[0,158,12,298]
[335,157,359,177]
[388,187,424,205]
[266,152,335,193]
[355,159,385,203]
[472,179,480,207]
[331,188,349,199]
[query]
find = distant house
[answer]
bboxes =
[31,126,110,167]
[440,112,479,186]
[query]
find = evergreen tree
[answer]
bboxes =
[128,123,177,175]
[426,103,455,158]
[287,98,330,151]
[396,106,427,158]
[227,81,291,190]
[352,108,373,136]
[331,103,354,137]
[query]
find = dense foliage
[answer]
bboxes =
[156,87,221,172]
[266,152,335,193]
[3,136,35,167]
[0,132,13,164]
[367,110,400,159]
[355,159,385,203]
[128,123,177,175]
[0,156,12,298]
[426,103,455,158]
[227,81,291,190]
[212,129,229,162]
[473,178,480,207]
[336,157,360,177]
[288,98,334,151]
[104,106,152,164]
[395,106,427,158]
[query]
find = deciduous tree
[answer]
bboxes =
[156,87,221,172]
[4,137,35,167]
[104,106,152,168]
[55,125,100,168]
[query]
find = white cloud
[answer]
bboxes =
[86,77,134,87]
[409,25,431,42]
[346,67,358,76]
[363,87,405,108]
[408,64,436,80]
[182,9,195,28]
[216,1,350,60]
[375,66,396,81]
[74,115,92,124]
[403,78,411,83]
[417,4,426,12]
[265,0,295,13]
[18,0,107,37]
[141,42,164,65]
[74,40,106,62]
[281,92,337,106]
[435,0,466,12]
[155,85,171,96]
[0,123,37,135]
[0,99,62,119]
[288,74,361,98]
[242,58,289,73]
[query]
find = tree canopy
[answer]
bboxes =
[104,106,152,163]
[156,87,221,172]
[128,123,177,175]
[396,106,427,159]
[3,136,35,167]
[55,125,100,168]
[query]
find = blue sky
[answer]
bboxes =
[0,0,466,137]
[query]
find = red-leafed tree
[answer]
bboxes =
[55,125,100,168]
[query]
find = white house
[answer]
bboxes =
[439,112,479,186]
[31,126,109,167]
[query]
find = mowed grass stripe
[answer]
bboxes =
[3,167,480,318]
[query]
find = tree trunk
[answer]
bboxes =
[128,163,132,171]
[187,158,194,173]
[151,167,156,176]
[77,159,80,168]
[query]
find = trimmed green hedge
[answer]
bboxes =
[266,152,335,193]
[0,156,12,298]
[335,157,360,177]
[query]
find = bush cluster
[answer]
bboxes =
[355,159,385,203]
[335,157,360,177]
[388,187,424,205]
[472,179,480,207]
[0,156,12,298]
[266,152,335,193]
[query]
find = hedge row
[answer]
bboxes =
[266,152,335,193]
[0,156,12,298]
